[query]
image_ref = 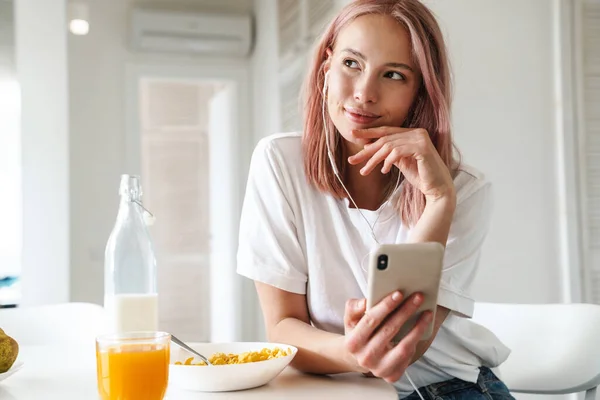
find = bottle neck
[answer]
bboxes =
[120,192,141,203]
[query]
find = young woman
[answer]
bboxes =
[237,1,514,398]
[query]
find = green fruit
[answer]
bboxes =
[0,329,18,373]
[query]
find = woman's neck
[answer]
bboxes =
[339,139,396,211]
[344,161,391,211]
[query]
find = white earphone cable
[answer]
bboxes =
[405,371,426,400]
[322,80,400,245]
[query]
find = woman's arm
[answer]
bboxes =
[407,195,456,363]
[257,279,431,381]
[408,194,456,247]
[350,127,460,367]
[255,281,360,374]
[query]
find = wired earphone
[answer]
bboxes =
[322,70,402,245]
[322,70,427,400]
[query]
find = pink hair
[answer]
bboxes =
[302,0,459,226]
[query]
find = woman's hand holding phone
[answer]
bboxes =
[342,291,433,383]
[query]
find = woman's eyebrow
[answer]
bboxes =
[341,48,415,72]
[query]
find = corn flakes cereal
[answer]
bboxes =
[174,347,293,366]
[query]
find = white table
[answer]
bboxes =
[1,345,398,399]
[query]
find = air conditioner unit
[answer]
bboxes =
[131,8,253,57]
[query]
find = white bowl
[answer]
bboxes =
[169,342,297,392]
[0,360,24,383]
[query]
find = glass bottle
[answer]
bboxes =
[104,174,158,333]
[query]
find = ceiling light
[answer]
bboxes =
[68,2,89,35]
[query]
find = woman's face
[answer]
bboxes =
[325,14,421,154]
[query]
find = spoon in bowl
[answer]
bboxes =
[171,334,213,366]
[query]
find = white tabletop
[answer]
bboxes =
[0,345,397,399]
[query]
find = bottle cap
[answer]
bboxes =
[119,174,142,199]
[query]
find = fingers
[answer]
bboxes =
[376,311,432,382]
[355,293,423,371]
[359,144,396,176]
[381,149,399,174]
[348,134,398,166]
[398,309,433,346]
[372,293,424,346]
[345,293,433,384]
[345,291,403,353]
[348,135,414,175]
[347,142,379,165]
[351,127,411,140]
[344,298,366,329]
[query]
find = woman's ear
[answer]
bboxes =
[323,47,333,75]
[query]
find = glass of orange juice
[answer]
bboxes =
[96,331,171,400]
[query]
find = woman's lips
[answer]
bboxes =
[344,107,380,125]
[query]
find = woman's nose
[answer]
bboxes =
[353,76,378,104]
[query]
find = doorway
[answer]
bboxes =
[125,63,255,342]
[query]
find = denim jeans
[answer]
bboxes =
[402,367,515,400]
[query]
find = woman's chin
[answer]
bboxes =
[336,135,365,155]
[333,121,374,150]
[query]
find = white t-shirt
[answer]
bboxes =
[237,132,511,398]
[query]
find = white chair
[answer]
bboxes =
[0,302,108,345]
[473,302,600,400]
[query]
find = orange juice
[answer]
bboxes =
[96,343,170,400]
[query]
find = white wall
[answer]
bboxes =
[68,0,253,305]
[248,0,281,342]
[15,0,70,305]
[251,0,280,145]
[0,0,21,280]
[406,3,571,396]
[423,0,564,304]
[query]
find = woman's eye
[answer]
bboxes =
[385,71,405,81]
[343,59,359,69]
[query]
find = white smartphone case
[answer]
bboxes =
[366,242,445,343]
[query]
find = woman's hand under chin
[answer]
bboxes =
[347,127,456,204]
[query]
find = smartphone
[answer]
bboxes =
[366,242,444,343]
